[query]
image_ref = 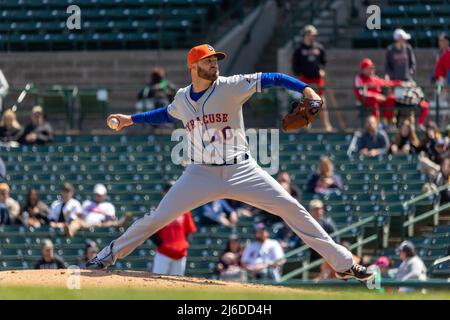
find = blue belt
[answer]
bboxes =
[192,153,250,166]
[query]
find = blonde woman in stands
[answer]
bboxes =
[0,109,22,146]
[390,119,420,155]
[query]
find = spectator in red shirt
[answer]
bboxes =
[435,48,450,84]
[150,182,197,276]
[354,58,403,122]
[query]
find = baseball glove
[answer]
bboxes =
[281,98,323,132]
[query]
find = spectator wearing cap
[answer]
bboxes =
[34,239,66,269]
[18,105,54,145]
[217,234,246,282]
[374,256,392,278]
[354,58,404,122]
[0,182,20,224]
[241,223,286,282]
[306,156,343,195]
[79,240,99,268]
[65,184,131,237]
[136,67,176,113]
[419,137,450,180]
[385,29,416,82]
[394,241,427,293]
[291,25,332,131]
[0,109,22,144]
[150,182,197,276]
[48,182,83,229]
[199,199,238,227]
[418,121,442,154]
[356,115,390,157]
[436,33,450,62]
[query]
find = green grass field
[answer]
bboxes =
[1,285,449,300]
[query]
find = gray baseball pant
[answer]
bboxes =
[108,158,354,272]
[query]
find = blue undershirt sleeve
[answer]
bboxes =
[131,106,177,124]
[261,72,309,92]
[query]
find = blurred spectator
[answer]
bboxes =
[434,157,450,205]
[436,33,450,62]
[419,138,449,180]
[241,223,285,282]
[291,25,332,131]
[306,156,343,195]
[373,256,392,280]
[150,182,197,276]
[34,239,66,269]
[48,182,83,229]
[18,106,54,145]
[308,200,337,237]
[136,67,176,112]
[0,68,9,113]
[354,58,403,122]
[200,199,238,227]
[390,119,420,155]
[0,182,20,223]
[274,221,300,251]
[394,241,427,293]
[217,234,246,282]
[65,184,131,237]
[417,121,441,154]
[276,171,301,199]
[79,240,99,268]
[0,109,22,144]
[356,115,390,157]
[308,199,338,263]
[435,38,450,85]
[19,189,50,228]
[385,29,416,82]
[0,183,11,225]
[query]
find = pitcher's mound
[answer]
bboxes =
[0,269,299,293]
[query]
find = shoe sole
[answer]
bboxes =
[335,272,376,282]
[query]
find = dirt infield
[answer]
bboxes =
[0,269,300,293]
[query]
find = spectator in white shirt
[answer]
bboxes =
[65,184,131,237]
[394,240,427,293]
[241,223,286,282]
[48,182,82,229]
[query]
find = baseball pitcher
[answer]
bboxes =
[87,44,374,282]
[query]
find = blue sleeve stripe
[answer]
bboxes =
[131,106,177,124]
[261,72,308,92]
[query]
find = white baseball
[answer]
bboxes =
[108,117,119,130]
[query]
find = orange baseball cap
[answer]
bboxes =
[187,44,226,68]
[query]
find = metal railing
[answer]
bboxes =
[279,233,378,283]
[401,183,450,238]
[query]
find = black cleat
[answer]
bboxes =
[85,257,106,270]
[85,242,115,270]
[335,264,375,282]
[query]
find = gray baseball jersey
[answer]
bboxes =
[167,73,261,164]
[95,74,354,274]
